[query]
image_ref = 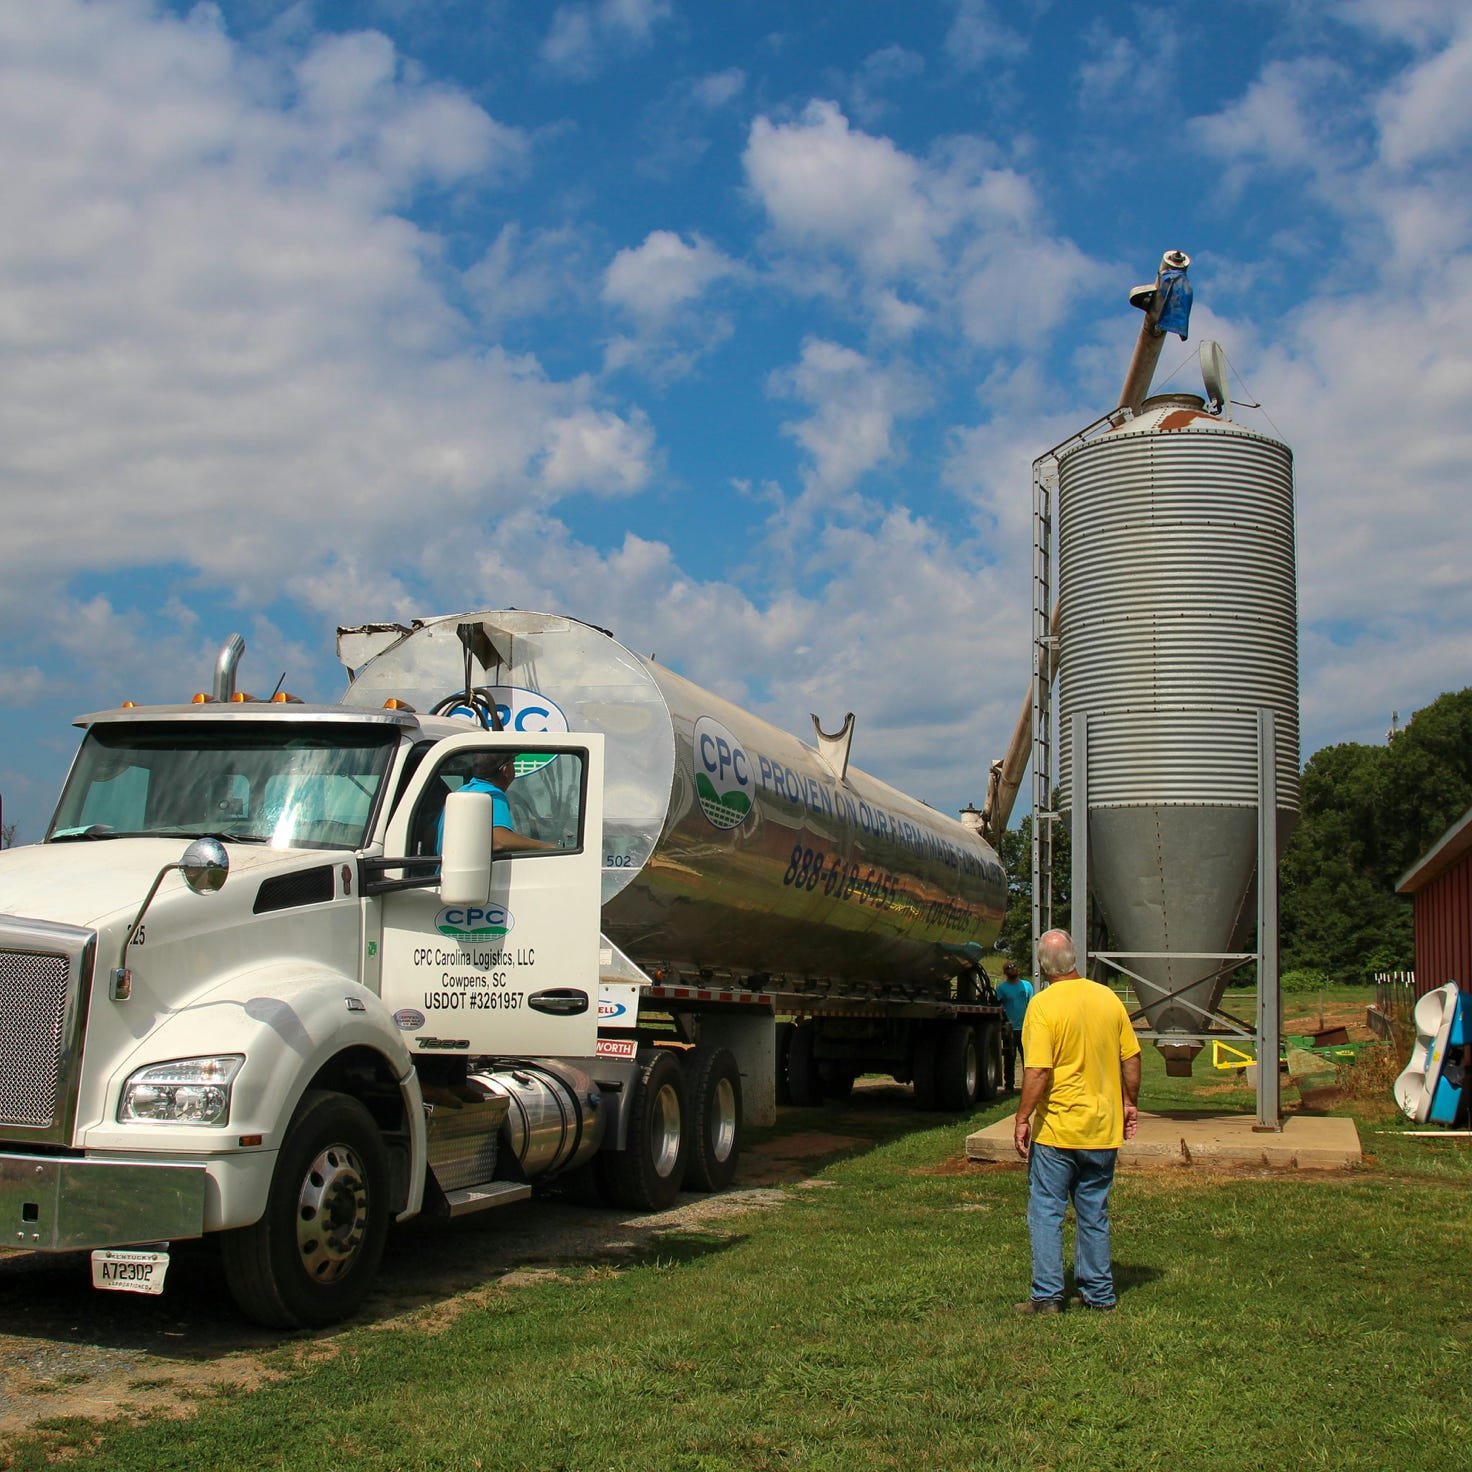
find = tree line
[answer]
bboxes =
[995,688,1472,984]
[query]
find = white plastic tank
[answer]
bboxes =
[1057,394,1299,1050]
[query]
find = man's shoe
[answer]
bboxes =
[1070,1296,1116,1311]
[1014,1298,1063,1315]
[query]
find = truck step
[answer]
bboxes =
[441,1181,533,1218]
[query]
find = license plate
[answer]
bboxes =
[91,1248,170,1296]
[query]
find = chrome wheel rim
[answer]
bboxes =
[651,1083,682,1179]
[711,1077,738,1163]
[296,1143,370,1282]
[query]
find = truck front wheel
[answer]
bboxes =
[220,1089,389,1329]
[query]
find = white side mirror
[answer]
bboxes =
[440,790,494,906]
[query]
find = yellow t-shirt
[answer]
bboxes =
[1021,977,1142,1150]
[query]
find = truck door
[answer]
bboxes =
[377,731,605,1060]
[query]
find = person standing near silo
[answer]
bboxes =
[996,962,1034,1092]
[1013,929,1141,1313]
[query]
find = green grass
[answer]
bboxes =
[8,1013,1469,1472]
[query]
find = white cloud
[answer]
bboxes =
[1336,0,1467,48]
[602,231,739,325]
[448,508,1026,815]
[1180,27,1472,755]
[691,67,746,111]
[743,102,1099,349]
[538,406,656,494]
[0,1,652,604]
[769,339,925,503]
[541,0,673,79]
[1190,58,1350,182]
[465,223,595,329]
[945,0,1028,71]
[1376,21,1472,168]
[745,101,944,280]
[634,68,747,178]
[0,667,50,703]
[954,228,1102,349]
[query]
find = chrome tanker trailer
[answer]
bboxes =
[340,610,1005,996]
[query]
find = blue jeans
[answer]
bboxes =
[1026,1142,1118,1306]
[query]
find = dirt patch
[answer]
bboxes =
[1283,997,1376,1038]
[0,1119,876,1444]
[917,1152,1006,1177]
[741,1132,869,1183]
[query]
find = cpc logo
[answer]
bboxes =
[693,716,753,830]
[435,905,516,942]
[445,688,568,774]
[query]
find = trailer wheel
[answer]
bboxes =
[598,1048,689,1211]
[220,1089,389,1329]
[684,1047,742,1192]
[937,1023,980,1111]
[977,1023,1004,1102]
[784,1021,824,1107]
[910,1027,939,1109]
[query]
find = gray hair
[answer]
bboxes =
[1037,928,1077,979]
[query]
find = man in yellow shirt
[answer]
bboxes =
[1014,929,1141,1313]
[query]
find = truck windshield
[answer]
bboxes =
[49,721,398,850]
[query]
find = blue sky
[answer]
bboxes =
[2,0,1470,844]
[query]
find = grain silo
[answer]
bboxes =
[1056,390,1299,1073]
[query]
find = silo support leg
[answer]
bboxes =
[1255,710,1281,1132]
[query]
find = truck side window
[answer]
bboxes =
[411,749,585,858]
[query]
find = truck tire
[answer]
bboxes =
[977,1022,1004,1102]
[683,1047,742,1192]
[910,1027,939,1109]
[937,1022,980,1111]
[598,1048,689,1211]
[784,1021,824,1107]
[220,1089,389,1329]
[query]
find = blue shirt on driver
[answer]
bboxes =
[435,777,513,850]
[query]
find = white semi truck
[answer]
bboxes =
[0,610,1007,1327]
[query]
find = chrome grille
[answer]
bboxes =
[0,949,71,1128]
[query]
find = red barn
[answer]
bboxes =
[1398,805,1472,998]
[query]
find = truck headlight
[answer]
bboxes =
[119,1055,245,1126]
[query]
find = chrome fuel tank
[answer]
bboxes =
[340,611,1004,993]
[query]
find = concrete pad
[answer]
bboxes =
[965,1110,1362,1170]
